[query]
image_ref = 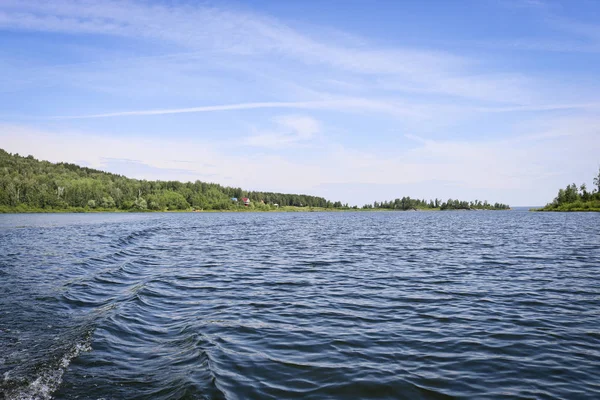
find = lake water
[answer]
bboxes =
[1,211,599,399]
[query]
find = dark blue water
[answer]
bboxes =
[1,211,599,399]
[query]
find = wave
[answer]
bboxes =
[2,333,92,400]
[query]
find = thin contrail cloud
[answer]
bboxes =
[49,100,599,120]
[52,101,333,119]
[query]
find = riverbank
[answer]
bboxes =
[533,199,600,212]
[533,204,600,212]
[0,205,428,213]
[0,206,523,214]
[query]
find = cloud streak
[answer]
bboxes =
[52,102,323,119]
[0,0,531,104]
[50,98,428,119]
[245,115,321,148]
[49,99,600,120]
[2,0,595,121]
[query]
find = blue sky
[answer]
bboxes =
[1,0,599,206]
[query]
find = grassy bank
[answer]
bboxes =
[533,200,600,212]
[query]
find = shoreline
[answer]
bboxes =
[0,207,414,214]
[0,207,520,214]
[532,208,600,212]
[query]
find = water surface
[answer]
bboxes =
[1,211,599,399]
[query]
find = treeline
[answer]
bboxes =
[0,149,340,212]
[362,196,510,210]
[540,168,600,211]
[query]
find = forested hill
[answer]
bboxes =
[0,149,341,211]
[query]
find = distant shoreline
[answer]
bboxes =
[0,206,411,214]
[532,208,600,212]
[0,206,520,214]
[1,149,510,214]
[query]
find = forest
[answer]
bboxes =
[0,149,511,212]
[0,149,339,212]
[538,168,600,211]
[361,197,510,210]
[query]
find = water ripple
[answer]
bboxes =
[1,211,599,399]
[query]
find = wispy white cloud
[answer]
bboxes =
[47,98,600,121]
[50,98,429,120]
[3,0,595,119]
[52,102,321,119]
[2,0,596,126]
[474,102,600,112]
[245,115,321,148]
[0,0,529,104]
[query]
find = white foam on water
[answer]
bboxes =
[4,339,91,400]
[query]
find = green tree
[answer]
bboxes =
[158,191,189,210]
[133,197,147,210]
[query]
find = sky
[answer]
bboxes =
[1,0,599,206]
